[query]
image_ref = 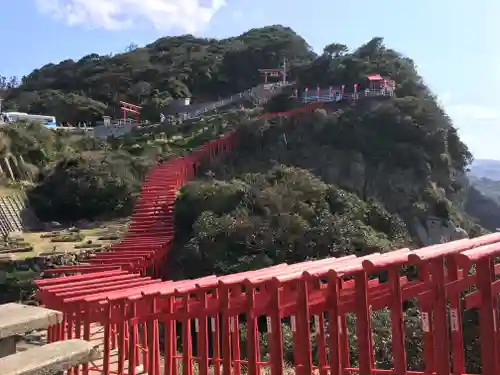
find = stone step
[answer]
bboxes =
[0,339,100,375]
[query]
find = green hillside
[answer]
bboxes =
[3,25,314,122]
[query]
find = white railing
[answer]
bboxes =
[89,86,393,139]
[299,88,394,104]
[168,81,293,123]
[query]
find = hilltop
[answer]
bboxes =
[3,25,314,122]
[469,175,500,199]
[465,175,500,231]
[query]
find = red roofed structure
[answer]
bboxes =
[366,74,396,91]
[367,74,383,81]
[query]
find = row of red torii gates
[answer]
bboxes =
[37,234,500,375]
[34,82,500,375]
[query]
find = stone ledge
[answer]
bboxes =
[0,304,62,340]
[0,339,100,375]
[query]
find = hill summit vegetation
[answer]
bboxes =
[3,25,314,122]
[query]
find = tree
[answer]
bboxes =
[0,75,20,89]
[28,157,139,222]
[323,43,348,57]
[128,81,152,102]
[354,37,385,59]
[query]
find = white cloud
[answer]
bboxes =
[35,0,226,33]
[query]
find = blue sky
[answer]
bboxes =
[2,0,500,159]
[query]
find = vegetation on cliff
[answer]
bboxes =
[170,165,410,279]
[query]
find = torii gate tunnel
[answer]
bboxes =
[36,233,500,375]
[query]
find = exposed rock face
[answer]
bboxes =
[414,216,469,246]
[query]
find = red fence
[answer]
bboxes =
[37,233,500,375]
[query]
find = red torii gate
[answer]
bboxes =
[120,101,141,122]
[258,68,285,83]
[258,60,287,84]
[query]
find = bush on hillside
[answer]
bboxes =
[27,157,140,222]
[169,165,410,279]
[0,122,59,166]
